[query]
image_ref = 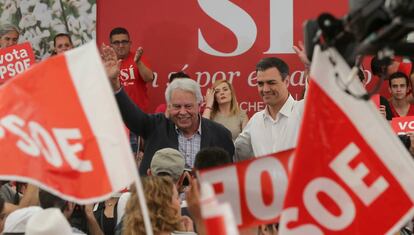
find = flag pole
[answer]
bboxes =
[129,158,153,235]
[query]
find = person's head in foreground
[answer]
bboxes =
[0,24,19,48]
[123,176,184,235]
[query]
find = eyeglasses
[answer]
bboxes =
[111,40,130,46]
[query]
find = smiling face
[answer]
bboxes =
[257,67,289,108]
[214,82,232,105]
[168,89,200,135]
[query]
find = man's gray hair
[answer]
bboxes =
[165,78,203,104]
[0,24,20,37]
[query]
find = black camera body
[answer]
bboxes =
[305,0,414,66]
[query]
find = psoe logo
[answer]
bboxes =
[197,0,293,56]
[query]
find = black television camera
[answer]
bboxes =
[304,0,414,152]
[304,0,414,67]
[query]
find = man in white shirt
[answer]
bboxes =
[234,57,305,161]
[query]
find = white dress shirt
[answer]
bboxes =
[234,95,305,161]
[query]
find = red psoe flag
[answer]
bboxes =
[279,47,414,235]
[200,182,239,235]
[198,149,294,229]
[0,42,135,203]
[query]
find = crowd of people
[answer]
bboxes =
[1,20,414,235]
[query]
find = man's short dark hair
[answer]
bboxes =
[39,190,66,211]
[256,57,289,81]
[371,56,392,76]
[169,71,190,83]
[109,27,130,41]
[388,72,409,87]
[53,33,73,47]
[194,147,232,170]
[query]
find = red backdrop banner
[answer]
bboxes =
[97,1,348,116]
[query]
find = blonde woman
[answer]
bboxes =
[203,80,249,140]
[122,177,194,235]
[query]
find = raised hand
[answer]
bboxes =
[293,41,311,68]
[101,44,121,91]
[204,88,215,108]
[134,47,144,64]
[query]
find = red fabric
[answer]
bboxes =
[398,62,412,77]
[118,52,150,112]
[205,217,227,235]
[0,42,36,83]
[154,103,167,113]
[389,103,414,117]
[198,149,293,228]
[0,53,116,201]
[281,82,414,234]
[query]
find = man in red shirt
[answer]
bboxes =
[388,72,414,117]
[371,55,414,103]
[109,27,154,153]
[109,27,154,112]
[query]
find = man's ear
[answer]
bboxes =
[147,169,152,176]
[166,104,171,112]
[284,76,290,86]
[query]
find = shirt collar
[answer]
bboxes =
[278,95,295,117]
[262,95,295,119]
